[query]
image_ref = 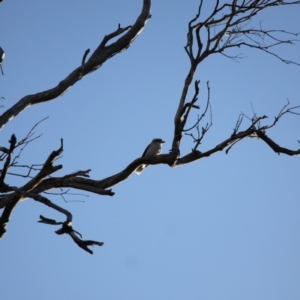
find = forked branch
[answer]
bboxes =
[172,0,300,164]
[1,0,300,255]
[0,0,151,130]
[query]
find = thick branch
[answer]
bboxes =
[0,0,151,130]
[256,131,300,155]
[32,173,115,196]
[172,66,197,155]
[0,134,17,191]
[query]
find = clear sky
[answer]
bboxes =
[1,1,300,299]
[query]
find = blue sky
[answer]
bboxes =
[1,1,300,299]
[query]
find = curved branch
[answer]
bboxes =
[8,190,103,254]
[0,0,151,130]
[256,131,300,155]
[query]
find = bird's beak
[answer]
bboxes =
[161,140,165,143]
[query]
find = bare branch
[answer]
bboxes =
[39,214,104,255]
[1,0,300,254]
[44,189,88,203]
[256,130,300,155]
[0,134,17,191]
[7,164,43,179]
[177,101,300,165]
[172,0,300,166]
[0,0,151,130]
[81,48,90,70]
[265,99,300,129]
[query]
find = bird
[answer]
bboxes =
[135,138,165,175]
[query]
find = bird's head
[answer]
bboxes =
[152,138,165,144]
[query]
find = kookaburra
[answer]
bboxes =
[135,138,165,175]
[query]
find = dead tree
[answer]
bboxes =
[0,0,300,254]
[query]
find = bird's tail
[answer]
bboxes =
[135,165,145,175]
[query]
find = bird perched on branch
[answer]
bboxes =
[135,138,165,175]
